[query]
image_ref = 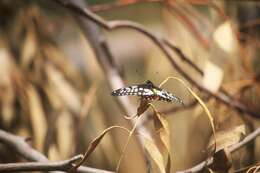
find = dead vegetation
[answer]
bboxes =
[0,0,259,173]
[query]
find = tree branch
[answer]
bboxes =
[0,130,49,162]
[0,129,115,173]
[176,127,260,173]
[0,155,81,173]
[52,0,260,119]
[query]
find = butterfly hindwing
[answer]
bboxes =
[156,90,184,105]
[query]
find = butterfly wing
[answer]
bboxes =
[111,81,184,105]
[111,84,154,97]
[156,89,184,105]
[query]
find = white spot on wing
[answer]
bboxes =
[143,89,153,96]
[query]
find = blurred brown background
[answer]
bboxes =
[0,0,259,173]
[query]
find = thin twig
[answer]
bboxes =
[0,129,115,173]
[176,127,260,173]
[52,0,260,119]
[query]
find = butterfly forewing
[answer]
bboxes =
[111,80,184,105]
[111,84,154,97]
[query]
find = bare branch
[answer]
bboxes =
[0,129,115,173]
[229,127,260,152]
[0,155,81,173]
[176,127,260,173]
[52,0,260,119]
[0,130,49,162]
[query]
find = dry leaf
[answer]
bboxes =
[43,45,84,86]
[46,64,81,114]
[203,60,224,93]
[160,76,216,153]
[210,149,232,173]
[56,110,74,159]
[208,125,246,153]
[144,137,166,173]
[0,49,14,125]
[70,126,130,172]
[21,26,37,67]
[213,21,237,53]
[150,104,171,173]
[27,85,47,151]
[137,99,150,116]
[80,84,97,119]
[0,49,12,86]
[48,144,60,161]
[208,125,246,173]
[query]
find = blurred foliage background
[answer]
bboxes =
[0,0,260,172]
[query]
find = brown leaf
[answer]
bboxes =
[210,149,232,173]
[150,104,171,173]
[0,50,14,126]
[144,137,166,173]
[56,110,74,159]
[202,60,223,93]
[160,76,216,154]
[137,98,150,116]
[46,64,81,113]
[80,84,97,119]
[21,26,37,67]
[70,126,130,172]
[208,125,246,153]
[27,85,47,151]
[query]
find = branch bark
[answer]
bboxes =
[0,155,81,173]
[0,129,114,173]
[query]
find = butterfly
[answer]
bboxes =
[111,80,184,105]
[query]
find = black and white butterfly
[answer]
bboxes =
[111,80,184,105]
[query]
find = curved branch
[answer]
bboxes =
[53,0,260,119]
[0,130,114,173]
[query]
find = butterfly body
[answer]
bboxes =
[111,80,183,105]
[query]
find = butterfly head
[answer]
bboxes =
[145,80,154,87]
